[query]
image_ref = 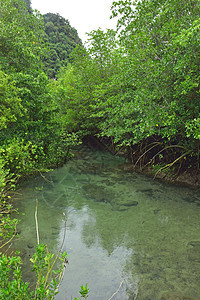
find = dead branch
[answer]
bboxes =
[134,281,140,300]
[0,226,17,250]
[45,212,67,289]
[35,199,40,245]
[108,280,125,300]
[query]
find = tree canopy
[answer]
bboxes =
[53,0,200,173]
[1,0,200,183]
[43,13,82,78]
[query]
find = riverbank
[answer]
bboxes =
[83,135,200,189]
[121,163,200,189]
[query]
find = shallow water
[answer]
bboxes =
[12,146,200,299]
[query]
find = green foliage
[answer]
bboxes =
[0,138,40,176]
[0,201,18,248]
[186,118,200,140]
[1,0,200,294]
[0,2,85,299]
[0,244,68,300]
[0,254,31,299]
[43,13,82,78]
[55,0,200,167]
[22,0,32,13]
[30,244,68,299]
[110,0,200,145]
[0,158,19,249]
[79,284,90,299]
[0,0,80,179]
[74,284,90,300]
[0,70,24,130]
[0,0,45,73]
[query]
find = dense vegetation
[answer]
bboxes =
[1,0,200,298]
[0,0,81,298]
[54,0,200,177]
[43,13,82,78]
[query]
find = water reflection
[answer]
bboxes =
[56,206,134,299]
[12,146,200,299]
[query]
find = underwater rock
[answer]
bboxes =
[123,200,138,207]
[136,188,154,197]
[160,292,200,300]
[118,162,134,171]
[82,183,138,210]
[77,162,112,175]
[153,209,161,215]
[82,183,115,204]
[118,205,129,211]
[111,204,128,211]
[100,179,115,186]
[183,196,199,204]
[188,241,200,247]
[52,232,59,236]
[187,241,200,262]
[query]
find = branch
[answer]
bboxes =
[154,151,191,179]
[144,144,187,168]
[45,213,67,289]
[134,142,161,168]
[134,281,140,300]
[34,168,53,184]
[35,199,40,245]
[108,280,125,300]
[0,226,17,250]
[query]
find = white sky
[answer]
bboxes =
[31,0,117,43]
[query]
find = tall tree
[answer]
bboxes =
[110,0,200,143]
[23,0,32,13]
[43,13,82,78]
[0,0,45,73]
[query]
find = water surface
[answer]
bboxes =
[12,146,200,299]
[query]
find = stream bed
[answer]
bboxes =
[12,146,200,299]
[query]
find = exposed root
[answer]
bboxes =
[34,168,53,184]
[134,142,161,168]
[154,151,191,179]
[144,144,186,169]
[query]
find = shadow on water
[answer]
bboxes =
[12,146,200,300]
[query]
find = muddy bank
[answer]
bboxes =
[82,135,200,189]
[118,162,200,189]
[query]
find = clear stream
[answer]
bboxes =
[12,146,200,300]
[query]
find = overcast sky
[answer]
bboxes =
[31,0,117,43]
